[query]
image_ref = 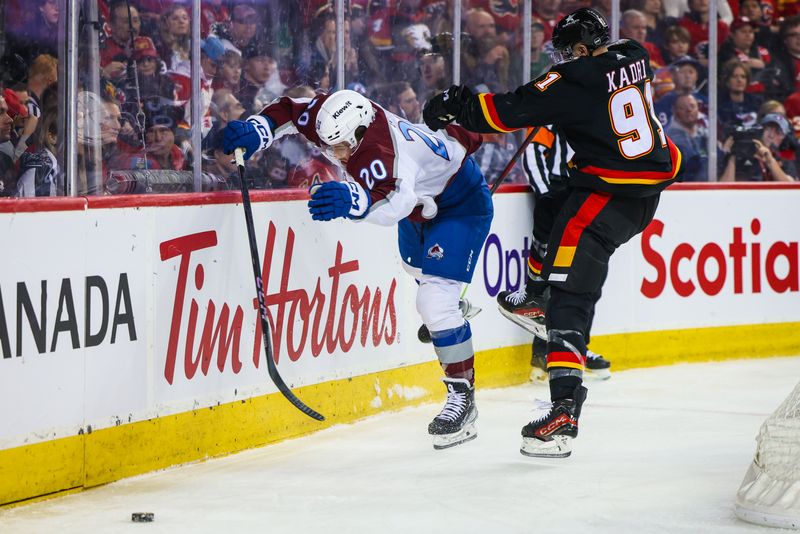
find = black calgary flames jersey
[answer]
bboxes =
[458,40,682,197]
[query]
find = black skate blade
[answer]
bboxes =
[497,306,547,340]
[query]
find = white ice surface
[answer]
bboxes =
[2,357,799,534]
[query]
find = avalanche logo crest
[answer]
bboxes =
[427,243,445,260]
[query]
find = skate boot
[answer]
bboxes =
[418,299,482,343]
[520,385,588,458]
[496,287,547,340]
[585,349,611,380]
[529,338,548,382]
[428,378,478,450]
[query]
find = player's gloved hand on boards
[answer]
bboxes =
[423,85,473,131]
[308,181,372,221]
[222,115,274,159]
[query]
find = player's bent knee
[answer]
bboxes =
[417,275,463,332]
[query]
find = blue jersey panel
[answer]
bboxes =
[398,157,493,283]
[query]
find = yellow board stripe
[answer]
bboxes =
[477,93,515,133]
[553,246,576,267]
[3,321,800,507]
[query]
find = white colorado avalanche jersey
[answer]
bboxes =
[258,93,483,226]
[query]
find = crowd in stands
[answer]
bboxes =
[1,0,798,198]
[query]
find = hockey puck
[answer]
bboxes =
[131,512,154,523]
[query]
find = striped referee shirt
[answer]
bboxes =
[521,125,574,196]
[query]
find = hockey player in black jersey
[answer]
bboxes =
[507,125,611,382]
[424,7,681,458]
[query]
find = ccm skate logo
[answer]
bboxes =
[159,225,397,385]
[641,218,799,298]
[535,414,576,438]
[332,101,352,119]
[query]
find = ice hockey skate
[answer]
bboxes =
[585,350,611,380]
[520,385,587,458]
[428,378,478,450]
[529,340,612,382]
[417,299,482,344]
[496,287,547,340]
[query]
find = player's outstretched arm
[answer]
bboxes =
[307,181,371,221]
[424,75,564,134]
[222,115,274,160]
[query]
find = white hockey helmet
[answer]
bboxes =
[315,90,376,149]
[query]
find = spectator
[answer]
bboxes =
[3,87,34,160]
[7,0,59,63]
[26,54,58,123]
[621,9,666,67]
[738,0,776,47]
[201,128,238,188]
[215,50,244,93]
[719,17,771,86]
[530,22,552,78]
[76,90,123,195]
[306,15,358,88]
[678,0,730,62]
[239,49,284,115]
[157,4,191,73]
[221,3,262,55]
[16,101,59,197]
[629,0,677,48]
[661,25,694,64]
[462,8,510,93]
[759,99,787,117]
[200,0,230,38]
[720,112,798,180]
[204,88,245,150]
[655,56,708,127]
[101,1,142,81]
[350,0,385,87]
[143,106,186,170]
[392,82,422,123]
[533,0,565,41]
[124,36,175,108]
[718,59,762,133]
[665,0,734,23]
[770,15,800,100]
[666,94,710,181]
[417,50,449,103]
[0,96,16,196]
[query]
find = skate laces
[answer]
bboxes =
[436,386,468,422]
[505,287,529,306]
[529,398,554,424]
[586,350,601,360]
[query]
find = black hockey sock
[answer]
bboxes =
[550,375,582,402]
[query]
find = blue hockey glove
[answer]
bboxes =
[308,181,372,221]
[222,115,274,159]
[423,85,473,131]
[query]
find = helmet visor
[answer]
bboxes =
[550,45,577,65]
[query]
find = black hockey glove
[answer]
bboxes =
[423,85,473,131]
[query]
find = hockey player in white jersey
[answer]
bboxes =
[223,90,493,450]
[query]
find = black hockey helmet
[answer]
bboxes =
[551,8,610,64]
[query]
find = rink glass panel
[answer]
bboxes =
[0,0,736,196]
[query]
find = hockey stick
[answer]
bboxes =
[418,127,541,343]
[234,148,325,421]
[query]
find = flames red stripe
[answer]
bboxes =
[559,192,611,248]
